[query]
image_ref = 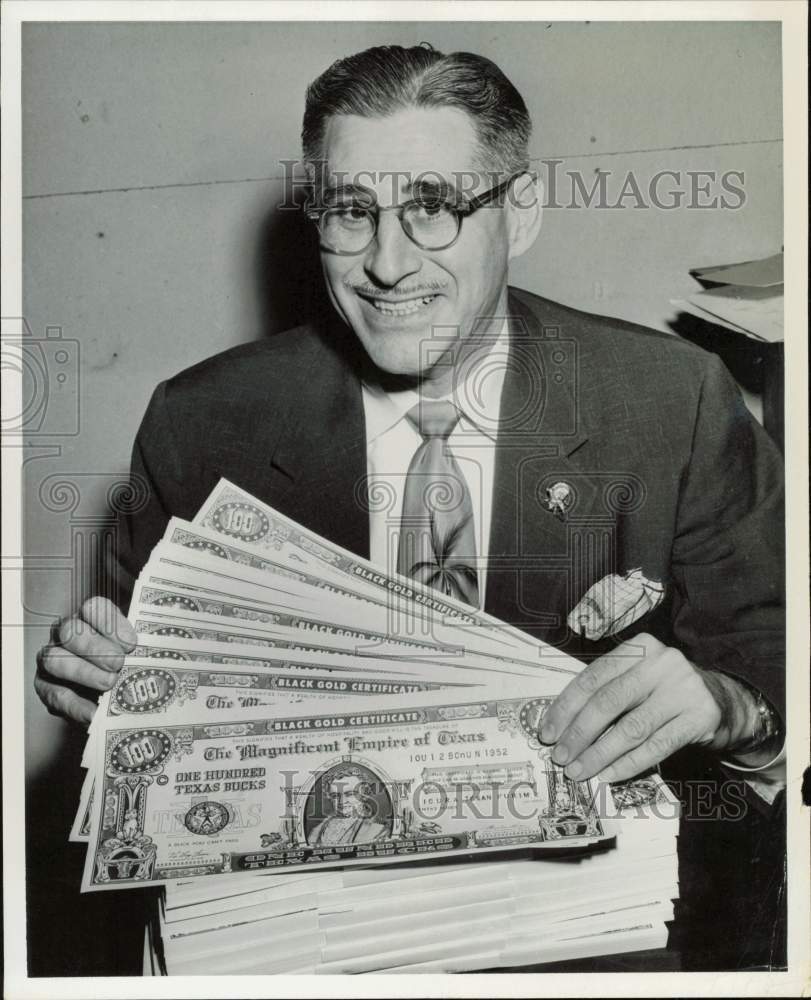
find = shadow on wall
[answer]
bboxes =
[253,185,334,337]
[667,312,784,454]
[667,313,767,396]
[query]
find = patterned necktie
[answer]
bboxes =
[396,400,480,607]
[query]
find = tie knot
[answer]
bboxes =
[406,400,461,440]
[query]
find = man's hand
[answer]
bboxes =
[540,633,761,783]
[35,597,136,726]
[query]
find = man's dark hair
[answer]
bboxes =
[302,44,532,174]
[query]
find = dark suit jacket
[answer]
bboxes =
[114,287,785,714]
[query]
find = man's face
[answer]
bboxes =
[328,775,364,818]
[318,107,512,379]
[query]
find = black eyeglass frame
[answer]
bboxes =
[304,170,532,255]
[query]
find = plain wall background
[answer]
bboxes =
[21,20,782,798]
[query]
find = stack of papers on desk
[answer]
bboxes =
[68,477,680,973]
[672,251,784,342]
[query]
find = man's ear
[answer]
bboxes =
[506,171,543,260]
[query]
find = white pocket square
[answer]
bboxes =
[568,568,665,641]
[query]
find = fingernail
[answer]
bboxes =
[565,760,583,779]
[552,743,569,765]
[540,724,555,744]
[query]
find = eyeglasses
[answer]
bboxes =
[305,172,527,255]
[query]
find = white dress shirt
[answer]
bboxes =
[361,322,510,608]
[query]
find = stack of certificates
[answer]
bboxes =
[154,778,679,974]
[71,478,680,974]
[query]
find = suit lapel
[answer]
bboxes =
[486,293,609,645]
[269,321,370,560]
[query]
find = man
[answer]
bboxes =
[36,44,785,797]
[307,772,391,847]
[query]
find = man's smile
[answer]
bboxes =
[352,287,445,321]
[361,293,440,317]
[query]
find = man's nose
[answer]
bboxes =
[363,211,422,287]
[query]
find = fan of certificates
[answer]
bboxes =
[72,479,680,974]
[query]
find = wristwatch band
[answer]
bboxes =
[730,676,784,756]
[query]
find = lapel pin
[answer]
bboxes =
[545,481,573,519]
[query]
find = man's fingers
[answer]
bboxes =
[552,665,653,769]
[33,672,96,726]
[595,719,692,784]
[81,596,136,649]
[562,695,678,780]
[57,615,128,672]
[39,644,118,692]
[34,597,131,726]
[541,651,638,745]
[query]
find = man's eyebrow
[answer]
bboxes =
[320,183,376,204]
[315,177,467,206]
